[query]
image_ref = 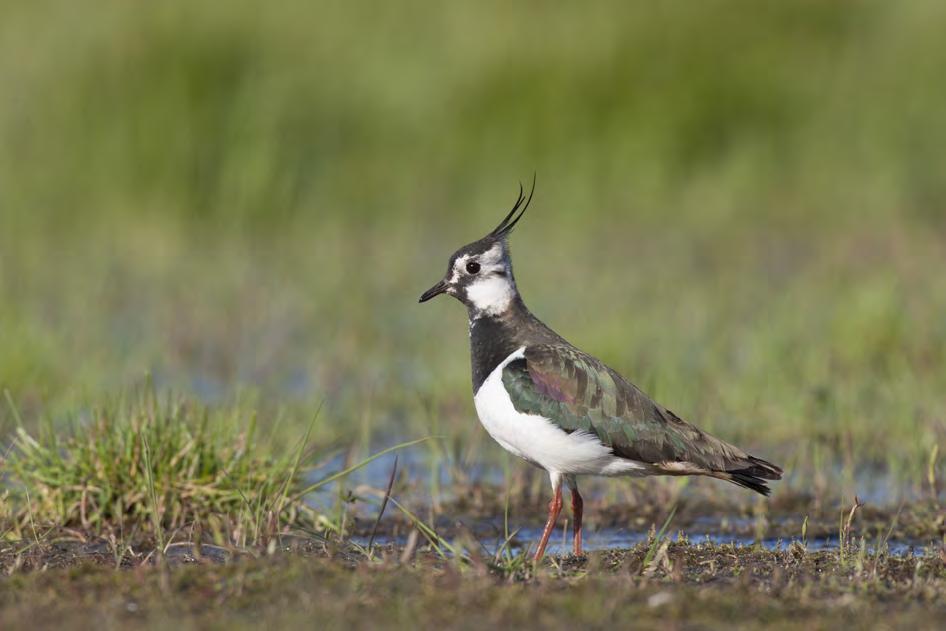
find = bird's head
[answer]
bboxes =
[419,181,533,318]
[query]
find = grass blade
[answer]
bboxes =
[141,435,165,554]
[367,455,398,555]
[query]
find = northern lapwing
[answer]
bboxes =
[419,184,783,560]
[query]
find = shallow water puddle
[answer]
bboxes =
[354,527,928,557]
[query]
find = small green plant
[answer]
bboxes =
[839,496,864,565]
[642,504,677,576]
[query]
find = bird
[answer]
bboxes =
[418,182,782,560]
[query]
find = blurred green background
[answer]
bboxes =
[1,0,944,492]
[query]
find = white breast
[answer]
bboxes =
[472,347,646,477]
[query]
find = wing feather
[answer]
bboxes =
[501,344,777,475]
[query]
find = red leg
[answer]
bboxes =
[571,487,583,555]
[533,485,563,561]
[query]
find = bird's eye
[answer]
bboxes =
[466,261,481,274]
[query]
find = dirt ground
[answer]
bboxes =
[1,524,943,630]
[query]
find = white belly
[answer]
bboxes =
[472,347,646,477]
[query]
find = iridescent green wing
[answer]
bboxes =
[501,344,744,469]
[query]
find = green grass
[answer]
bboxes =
[2,388,322,545]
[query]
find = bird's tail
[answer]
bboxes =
[717,456,783,496]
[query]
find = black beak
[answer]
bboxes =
[419,279,448,303]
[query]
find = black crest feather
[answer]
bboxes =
[488,174,536,239]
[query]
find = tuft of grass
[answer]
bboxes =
[2,390,319,544]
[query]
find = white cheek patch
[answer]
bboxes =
[449,254,469,284]
[466,274,514,316]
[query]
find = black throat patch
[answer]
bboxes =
[469,315,522,394]
[468,298,569,394]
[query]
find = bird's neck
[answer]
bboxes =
[468,296,565,393]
